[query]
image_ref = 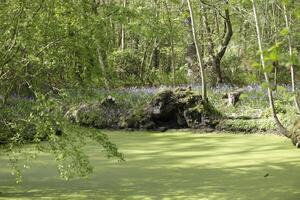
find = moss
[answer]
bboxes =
[183,106,202,128]
[65,88,221,130]
[202,101,222,118]
[124,88,220,130]
[290,119,300,147]
[65,97,125,129]
[120,107,147,129]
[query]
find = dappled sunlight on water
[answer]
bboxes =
[0,131,300,200]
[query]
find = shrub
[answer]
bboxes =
[108,50,141,80]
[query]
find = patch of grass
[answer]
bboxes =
[209,88,299,132]
[0,130,300,200]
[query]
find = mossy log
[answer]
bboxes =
[122,88,221,130]
[65,88,221,131]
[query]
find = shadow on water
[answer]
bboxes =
[0,132,300,200]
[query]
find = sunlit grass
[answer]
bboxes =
[0,131,300,200]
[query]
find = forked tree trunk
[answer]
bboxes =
[187,0,207,101]
[214,0,233,84]
[200,0,232,84]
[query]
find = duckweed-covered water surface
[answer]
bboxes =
[0,131,300,200]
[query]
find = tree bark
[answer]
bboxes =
[187,0,207,101]
[164,0,176,85]
[120,0,127,51]
[200,0,232,84]
[97,47,109,88]
[283,4,300,114]
[214,0,233,84]
[252,0,289,138]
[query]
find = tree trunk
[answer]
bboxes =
[140,41,151,83]
[201,3,219,84]
[164,0,176,85]
[120,0,127,51]
[187,0,207,101]
[273,62,278,92]
[97,47,109,88]
[214,0,233,84]
[252,0,289,137]
[153,40,160,69]
[200,0,232,85]
[283,4,300,114]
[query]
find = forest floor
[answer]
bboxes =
[63,84,299,132]
[1,130,300,200]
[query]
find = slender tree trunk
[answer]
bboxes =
[93,0,109,88]
[121,0,127,51]
[164,0,176,85]
[153,0,160,69]
[147,41,157,71]
[184,1,196,81]
[171,39,176,86]
[187,0,207,101]
[252,0,289,137]
[201,3,218,84]
[283,4,300,114]
[97,47,109,88]
[273,62,278,92]
[140,41,151,82]
[272,3,278,92]
[153,41,160,69]
[140,48,147,82]
[214,10,220,39]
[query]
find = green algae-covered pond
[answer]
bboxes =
[0,131,300,200]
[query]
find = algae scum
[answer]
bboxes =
[1,131,300,200]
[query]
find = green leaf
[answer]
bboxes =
[268,50,279,62]
[268,42,282,52]
[277,86,286,92]
[281,0,289,6]
[263,65,273,73]
[261,82,270,89]
[239,93,249,100]
[280,28,289,36]
[251,62,261,69]
[290,54,300,65]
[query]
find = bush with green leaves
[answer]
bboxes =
[0,93,124,183]
[108,50,141,80]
